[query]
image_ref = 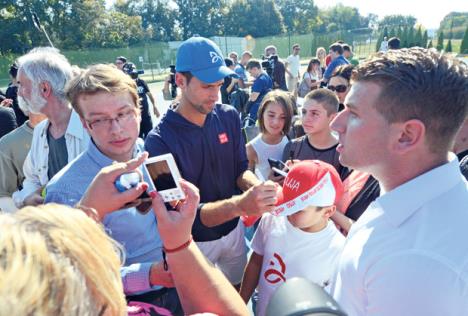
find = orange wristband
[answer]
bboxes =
[163,236,193,254]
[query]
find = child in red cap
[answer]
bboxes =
[239,160,345,316]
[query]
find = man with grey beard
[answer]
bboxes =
[12,47,89,208]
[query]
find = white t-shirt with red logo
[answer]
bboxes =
[251,214,345,316]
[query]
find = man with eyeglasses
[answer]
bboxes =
[44,64,182,314]
[12,47,89,208]
[285,44,301,92]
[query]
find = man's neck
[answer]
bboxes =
[176,98,207,127]
[306,131,337,149]
[374,152,450,193]
[44,102,72,138]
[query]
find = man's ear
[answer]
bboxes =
[392,119,426,154]
[39,81,52,98]
[175,73,186,89]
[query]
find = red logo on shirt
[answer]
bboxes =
[264,253,286,284]
[218,133,229,144]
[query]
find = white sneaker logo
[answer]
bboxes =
[210,51,222,64]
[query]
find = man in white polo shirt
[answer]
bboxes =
[330,47,468,316]
[285,44,301,92]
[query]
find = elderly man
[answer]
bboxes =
[12,47,89,208]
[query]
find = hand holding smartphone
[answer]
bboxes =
[268,158,288,177]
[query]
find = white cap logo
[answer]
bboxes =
[210,51,222,64]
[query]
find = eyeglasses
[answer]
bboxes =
[86,110,136,130]
[327,84,348,93]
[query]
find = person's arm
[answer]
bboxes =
[284,60,292,77]
[151,180,249,316]
[240,252,263,303]
[199,179,277,227]
[147,91,160,118]
[330,211,354,235]
[246,143,258,173]
[227,78,239,93]
[15,151,44,207]
[249,91,259,102]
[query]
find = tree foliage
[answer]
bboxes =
[378,14,417,29]
[461,26,468,54]
[436,31,445,51]
[439,12,468,39]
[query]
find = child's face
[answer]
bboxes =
[287,205,334,233]
[263,102,286,136]
[301,100,335,135]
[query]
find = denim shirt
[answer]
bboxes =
[45,139,162,294]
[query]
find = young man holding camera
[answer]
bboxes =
[44,64,181,313]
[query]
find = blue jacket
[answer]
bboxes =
[145,104,248,241]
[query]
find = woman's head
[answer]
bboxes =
[306,58,321,73]
[258,90,294,136]
[316,47,326,60]
[0,204,126,316]
[328,64,354,103]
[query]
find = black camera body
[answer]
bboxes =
[169,65,177,99]
[261,55,278,79]
[123,62,144,79]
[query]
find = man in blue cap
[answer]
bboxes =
[145,37,278,287]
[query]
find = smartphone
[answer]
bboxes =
[144,153,185,202]
[268,158,287,177]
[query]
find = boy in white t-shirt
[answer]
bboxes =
[240,160,345,316]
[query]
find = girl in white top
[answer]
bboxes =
[246,90,294,181]
[303,58,322,90]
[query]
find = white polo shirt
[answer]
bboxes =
[332,155,468,316]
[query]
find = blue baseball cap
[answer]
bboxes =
[176,37,238,84]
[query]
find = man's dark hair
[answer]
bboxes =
[116,56,127,63]
[342,44,352,53]
[246,59,261,70]
[329,43,343,55]
[353,47,468,153]
[179,71,193,84]
[8,63,18,78]
[332,64,354,83]
[304,88,339,116]
[224,58,234,68]
[387,37,400,50]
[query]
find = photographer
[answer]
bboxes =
[124,62,159,139]
[264,45,287,91]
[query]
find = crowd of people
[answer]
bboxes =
[0,34,467,316]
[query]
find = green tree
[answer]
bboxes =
[378,14,416,29]
[225,0,284,37]
[175,0,228,39]
[276,0,318,34]
[436,31,445,50]
[461,26,468,54]
[427,40,433,48]
[422,30,428,48]
[445,39,452,52]
[414,26,423,47]
[438,12,468,39]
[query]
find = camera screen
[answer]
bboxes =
[146,160,177,191]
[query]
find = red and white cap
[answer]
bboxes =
[271,160,343,216]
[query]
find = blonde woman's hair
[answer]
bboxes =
[0,204,126,316]
[66,63,139,117]
[316,47,327,68]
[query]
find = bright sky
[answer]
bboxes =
[105,0,467,29]
[313,0,467,29]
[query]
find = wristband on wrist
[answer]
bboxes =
[162,235,193,271]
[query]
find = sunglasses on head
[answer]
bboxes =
[327,84,348,93]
